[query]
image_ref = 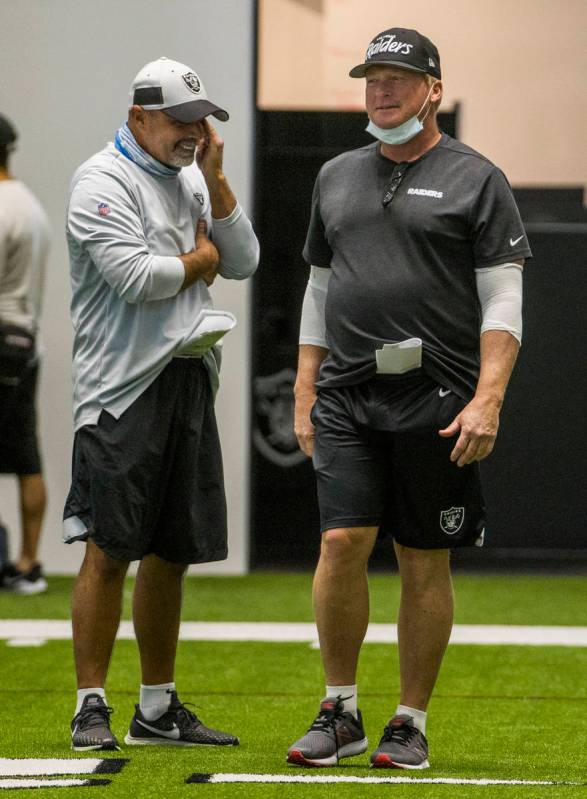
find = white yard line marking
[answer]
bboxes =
[0,759,126,776]
[0,778,109,789]
[6,637,47,647]
[187,772,582,786]
[0,621,586,646]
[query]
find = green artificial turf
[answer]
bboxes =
[0,573,586,798]
[0,641,586,797]
[0,572,585,625]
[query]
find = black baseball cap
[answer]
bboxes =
[349,28,441,80]
[0,114,17,150]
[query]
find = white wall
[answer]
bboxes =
[0,0,256,574]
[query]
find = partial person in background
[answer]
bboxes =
[64,58,259,751]
[0,113,50,595]
[287,28,529,769]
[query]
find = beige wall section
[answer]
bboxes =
[259,0,587,187]
[0,0,255,575]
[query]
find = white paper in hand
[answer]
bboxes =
[375,337,422,374]
[178,308,237,356]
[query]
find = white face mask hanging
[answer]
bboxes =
[366,83,435,146]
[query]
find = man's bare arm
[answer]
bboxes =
[439,329,520,466]
[294,344,328,457]
[196,119,237,219]
[179,219,219,290]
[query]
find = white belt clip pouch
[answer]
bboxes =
[375,337,422,374]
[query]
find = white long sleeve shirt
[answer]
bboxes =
[66,143,258,430]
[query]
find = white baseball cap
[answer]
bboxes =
[129,57,229,123]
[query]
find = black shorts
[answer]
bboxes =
[63,358,227,564]
[0,362,42,475]
[311,372,485,549]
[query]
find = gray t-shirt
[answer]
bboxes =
[303,133,532,399]
[0,180,50,332]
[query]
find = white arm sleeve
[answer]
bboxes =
[475,262,523,343]
[299,266,331,348]
[212,203,260,281]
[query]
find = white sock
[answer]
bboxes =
[140,682,176,721]
[395,703,427,735]
[75,687,106,716]
[326,684,358,718]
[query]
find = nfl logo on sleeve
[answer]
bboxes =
[98,202,111,216]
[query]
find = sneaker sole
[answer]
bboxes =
[124,734,239,747]
[13,579,48,595]
[71,742,121,752]
[371,753,430,770]
[287,737,368,767]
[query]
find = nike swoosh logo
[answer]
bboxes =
[136,719,181,739]
[439,388,451,397]
[510,235,524,246]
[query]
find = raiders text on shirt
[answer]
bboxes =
[407,187,444,198]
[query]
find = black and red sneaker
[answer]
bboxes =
[370,714,429,769]
[287,696,368,767]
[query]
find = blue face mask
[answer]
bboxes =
[366,84,434,145]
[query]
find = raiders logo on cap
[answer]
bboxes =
[182,72,201,94]
[349,27,441,80]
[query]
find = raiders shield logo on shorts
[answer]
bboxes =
[440,506,465,535]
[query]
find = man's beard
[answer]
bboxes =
[167,150,195,167]
[167,141,196,167]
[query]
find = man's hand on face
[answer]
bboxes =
[192,219,219,286]
[196,119,224,180]
[438,396,500,467]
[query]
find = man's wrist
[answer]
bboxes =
[472,388,504,409]
[294,386,317,400]
[203,170,227,188]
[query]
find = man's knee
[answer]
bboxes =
[82,539,129,582]
[18,473,46,514]
[141,553,188,579]
[320,526,377,569]
[394,543,451,585]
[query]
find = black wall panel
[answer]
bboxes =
[480,227,587,550]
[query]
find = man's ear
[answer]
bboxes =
[431,80,443,105]
[128,105,145,126]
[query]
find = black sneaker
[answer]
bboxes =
[71,694,120,751]
[370,714,429,769]
[124,691,239,747]
[287,697,368,767]
[0,562,20,590]
[11,563,48,595]
[1,562,48,594]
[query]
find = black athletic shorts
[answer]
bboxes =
[311,371,485,549]
[0,362,42,475]
[63,358,227,564]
